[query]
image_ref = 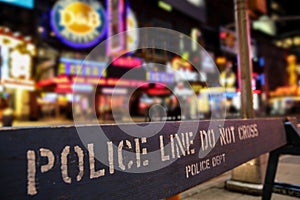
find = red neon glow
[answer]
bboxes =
[220,32,226,39]
[236,89,261,94]
[55,84,72,93]
[147,88,171,96]
[112,57,142,68]
[55,83,93,93]
[139,102,147,109]
[154,83,166,88]
[253,90,261,94]
[237,71,260,91]
[97,78,106,85]
[72,76,106,85]
[89,78,98,85]
[54,75,71,84]
[140,83,150,88]
[106,78,148,87]
[37,79,55,87]
[118,79,132,86]
[107,78,119,85]
[37,75,70,87]
[129,80,148,87]
[41,76,150,89]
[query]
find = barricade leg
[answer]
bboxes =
[262,150,280,200]
[166,194,180,200]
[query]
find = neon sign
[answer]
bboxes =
[112,56,142,68]
[106,0,126,56]
[126,7,139,52]
[102,87,128,95]
[72,83,93,92]
[58,57,106,77]
[50,0,106,48]
[106,78,148,87]
[0,33,35,90]
[0,0,34,9]
[146,71,174,83]
[10,50,31,79]
[171,58,198,82]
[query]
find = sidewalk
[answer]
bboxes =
[9,116,146,127]
[181,155,300,200]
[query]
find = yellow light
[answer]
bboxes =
[50,31,56,37]
[293,37,300,46]
[216,57,226,65]
[158,1,172,12]
[285,38,293,46]
[37,26,44,33]
[275,40,282,47]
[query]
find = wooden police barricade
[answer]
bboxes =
[262,120,300,199]
[0,118,288,199]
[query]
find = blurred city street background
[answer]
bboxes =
[0,0,300,126]
[1,0,300,199]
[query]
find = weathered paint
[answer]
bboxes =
[0,119,287,199]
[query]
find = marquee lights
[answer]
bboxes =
[58,57,107,77]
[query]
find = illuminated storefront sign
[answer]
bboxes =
[219,71,236,88]
[112,56,142,68]
[106,0,126,56]
[72,83,93,92]
[0,45,10,80]
[55,83,93,93]
[202,51,216,73]
[171,58,198,82]
[40,76,147,89]
[0,0,34,9]
[106,78,148,87]
[173,82,194,97]
[146,71,174,83]
[10,50,31,79]
[0,29,36,90]
[102,87,128,95]
[3,79,35,90]
[72,76,106,85]
[58,57,106,77]
[50,0,106,48]
[126,7,139,52]
[38,75,106,88]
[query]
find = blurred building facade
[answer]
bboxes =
[0,0,298,120]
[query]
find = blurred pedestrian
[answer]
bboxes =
[2,104,14,127]
[168,96,181,121]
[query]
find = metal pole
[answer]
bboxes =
[226,1,266,194]
[234,0,254,118]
